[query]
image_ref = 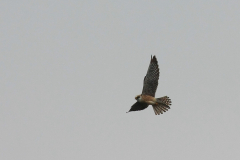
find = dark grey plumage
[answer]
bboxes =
[141,55,159,97]
[128,102,148,112]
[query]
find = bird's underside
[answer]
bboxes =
[127,55,172,115]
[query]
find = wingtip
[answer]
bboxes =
[151,55,158,63]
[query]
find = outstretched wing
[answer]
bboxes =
[141,55,159,97]
[127,102,149,112]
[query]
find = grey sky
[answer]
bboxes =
[1,1,240,159]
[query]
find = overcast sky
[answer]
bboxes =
[1,1,240,160]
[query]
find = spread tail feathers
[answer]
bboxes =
[152,96,172,115]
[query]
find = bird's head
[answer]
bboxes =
[135,95,141,100]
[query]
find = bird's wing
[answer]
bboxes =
[127,102,149,112]
[141,55,159,97]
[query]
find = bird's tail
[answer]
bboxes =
[152,96,172,115]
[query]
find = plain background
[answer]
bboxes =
[1,1,240,160]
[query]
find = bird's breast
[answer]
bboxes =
[140,95,156,105]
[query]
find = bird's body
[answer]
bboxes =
[136,95,156,105]
[127,55,172,115]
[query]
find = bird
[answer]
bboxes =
[127,55,172,115]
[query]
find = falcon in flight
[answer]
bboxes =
[127,55,172,115]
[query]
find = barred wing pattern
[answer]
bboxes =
[128,102,149,112]
[141,56,159,97]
